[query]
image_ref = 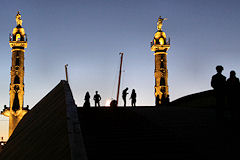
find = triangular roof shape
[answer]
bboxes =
[0,80,87,160]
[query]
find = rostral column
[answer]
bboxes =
[151,16,170,106]
[1,11,29,137]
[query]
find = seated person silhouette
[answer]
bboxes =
[110,99,117,108]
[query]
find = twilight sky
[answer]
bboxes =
[1,0,240,139]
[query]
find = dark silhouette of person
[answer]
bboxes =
[122,87,129,107]
[226,70,240,107]
[83,92,91,108]
[93,91,101,107]
[226,70,240,155]
[211,65,226,157]
[130,89,137,107]
[155,95,160,107]
[211,65,226,107]
[110,99,117,108]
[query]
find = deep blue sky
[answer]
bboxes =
[1,0,240,138]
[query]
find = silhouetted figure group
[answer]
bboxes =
[83,91,102,108]
[122,87,137,107]
[211,65,240,112]
[83,88,137,108]
[211,65,240,158]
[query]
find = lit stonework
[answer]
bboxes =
[1,11,29,137]
[151,16,170,105]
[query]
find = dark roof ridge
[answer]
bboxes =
[0,80,87,160]
[63,81,88,160]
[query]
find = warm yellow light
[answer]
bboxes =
[16,34,21,41]
[154,32,161,39]
[162,32,166,39]
[1,110,10,117]
[12,28,18,34]
[159,38,164,45]
[19,28,25,35]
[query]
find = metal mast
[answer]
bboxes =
[116,52,124,106]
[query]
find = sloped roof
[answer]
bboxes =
[0,80,87,160]
[171,90,215,107]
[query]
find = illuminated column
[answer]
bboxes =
[1,11,29,137]
[151,16,170,105]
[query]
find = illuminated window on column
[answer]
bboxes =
[159,38,164,45]
[16,34,21,41]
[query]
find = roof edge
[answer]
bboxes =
[63,81,88,160]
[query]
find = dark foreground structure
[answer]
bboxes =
[0,81,87,160]
[0,81,235,160]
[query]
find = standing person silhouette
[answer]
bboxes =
[226,70,240,154]
[130,89,137,107]
[211,65,226,157]
[83,91,91,108]
[93,91,101,107]
[211,65,226,107]
[122,87,129,107]
[226,70,240,107]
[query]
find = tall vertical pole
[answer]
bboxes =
[116,52,124,106]
[65,64,68,82]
